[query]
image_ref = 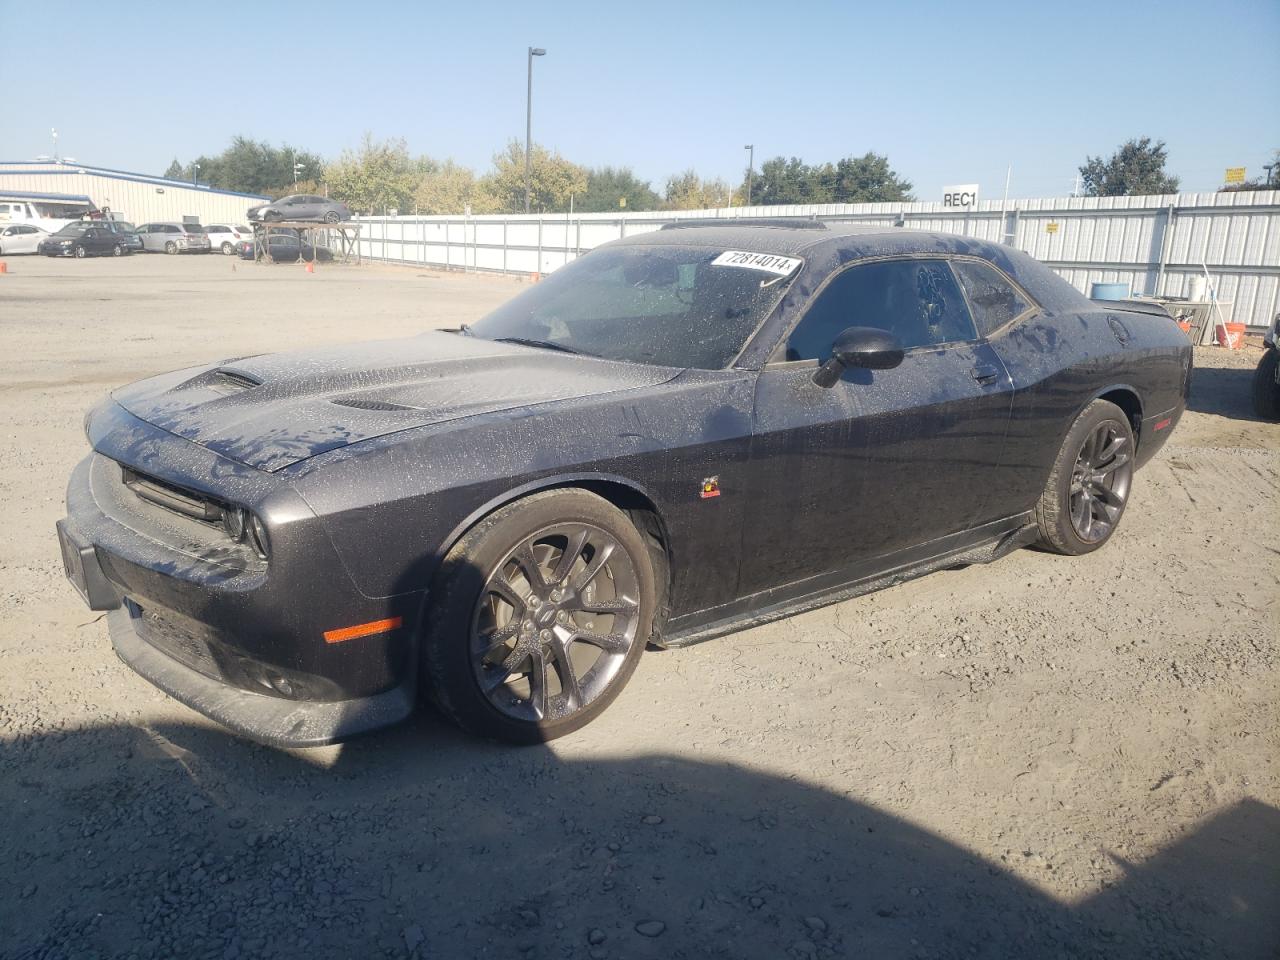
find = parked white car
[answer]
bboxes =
[205,224,254,255]
[0,223,50,255]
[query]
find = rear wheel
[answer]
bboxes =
[423,489,656,744]
[1034,399,1135,555]
[221,241,234,255]
[1252,349,1280,420]
[323,211,340,223]
[164,241,177,255]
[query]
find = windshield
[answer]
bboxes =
[466,244,800,368]
[182,225,206,234]
[52,223,91,236]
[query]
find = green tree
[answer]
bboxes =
[578,166,661,212]
[751,153,912,205]
[1079,138,1180,197]
[182,137,324,195]
[480,141,588,214]
[163,158,184,180]
[413,160,501,214]
[752,157,828,205]
[826,153,914,202]
[663,170,738,210]
[325,135,422,214]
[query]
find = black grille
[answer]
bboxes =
[121,466,223,523]
[129,601,223,681]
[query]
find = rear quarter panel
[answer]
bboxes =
[987,303,1190,513]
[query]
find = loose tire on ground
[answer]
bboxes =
[422,489,657,744]
[1252,350,1280,420]
[1034,399,1136,555]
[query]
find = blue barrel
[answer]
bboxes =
[1090,282,1130,300]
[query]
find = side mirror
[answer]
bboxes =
[812,326,904,388]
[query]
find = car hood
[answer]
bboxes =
[109,332,679,472]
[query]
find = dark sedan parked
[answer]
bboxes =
[39,222,131,258]
[102,220,144,253]
[247,194,351,223]
[238,231,333,263]
[58,223,1190,747]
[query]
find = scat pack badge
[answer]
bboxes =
[699,476,721,500]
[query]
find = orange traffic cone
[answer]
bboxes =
[305,261,315,274]
[0,261,9,274]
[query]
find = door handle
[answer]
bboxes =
[970,365,1001,385]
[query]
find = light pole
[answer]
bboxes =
[192,163,200,186]
[294,162,305,185]
[744,144,754,206]
[525,46,546,214]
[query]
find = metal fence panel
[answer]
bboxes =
[348,190,1280,328]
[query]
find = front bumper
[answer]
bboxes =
[107,606,413,747]
[59,414,422,745]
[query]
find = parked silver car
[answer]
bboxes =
[136,223,212,254]
[246,194,351,223]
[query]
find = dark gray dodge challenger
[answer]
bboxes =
[58,221,1192,746]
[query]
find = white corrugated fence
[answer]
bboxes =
[348,190,1280,329]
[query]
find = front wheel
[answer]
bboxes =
[423,489,657,744]
[1034,399,1135,555]
[74,245,87,259]
[323,211,340,223]
[112,243,125,257]
[1252,349,1280,420]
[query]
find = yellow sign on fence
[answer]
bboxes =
[1225,167,1247,184]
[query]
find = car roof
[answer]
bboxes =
[613,221,936,257]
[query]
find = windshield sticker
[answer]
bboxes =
[710,250,803,278]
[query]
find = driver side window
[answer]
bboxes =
[784,259,976,362]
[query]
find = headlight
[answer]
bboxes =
[222,506,246,542]
[59,239,74,246]
[248,514,271,561]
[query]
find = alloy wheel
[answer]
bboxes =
[1068,419,1133,543]
[470,523,641,723]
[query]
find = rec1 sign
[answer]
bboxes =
[942,184,979,207]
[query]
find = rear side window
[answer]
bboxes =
[785,258,976,361]
[951,260,1033,337]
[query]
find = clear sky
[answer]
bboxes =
[2,0,1277,200]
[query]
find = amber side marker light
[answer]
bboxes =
[323,617,403,644]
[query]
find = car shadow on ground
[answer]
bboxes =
[2,719,1276,960]
[1187,362,1265,421]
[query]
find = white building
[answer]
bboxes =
[0,160,268,226]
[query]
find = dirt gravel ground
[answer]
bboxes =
[1,254,1277,960]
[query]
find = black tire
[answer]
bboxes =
[423,489,657,744]
[1034,399,1135,555]
[1252,349,1280,420]
[323,211,340,223]
[112,243,124,257]
[74,245,87,259]
[221,241,234,255]
[164,241,177,255]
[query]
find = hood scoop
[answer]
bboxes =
[331,396,415,412]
